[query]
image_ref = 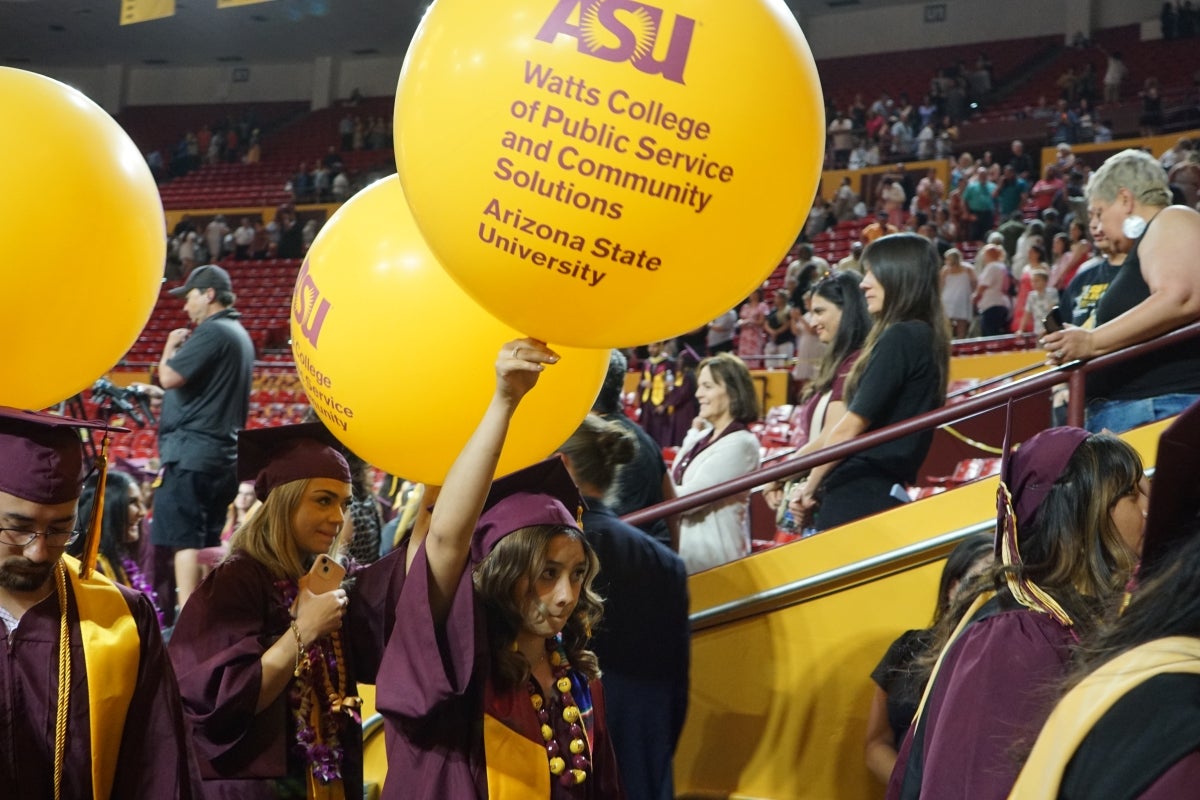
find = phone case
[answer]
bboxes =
[306,554,346,594]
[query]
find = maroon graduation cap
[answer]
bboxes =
[237,423,351,501]
[471,456,585,564]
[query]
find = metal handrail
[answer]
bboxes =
[623,320,1200,528]
[690,520,993,631]
[691,463,1159,631]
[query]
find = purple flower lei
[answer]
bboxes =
[275,578,357,785]
[119,557,165,627]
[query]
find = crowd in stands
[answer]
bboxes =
[148,108,266,182]
[166,204,321,278]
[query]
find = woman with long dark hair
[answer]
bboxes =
[72,468,164,625]
[888,426,1148,799]
[797,234,952,531]
[1009,400,1200,798]
[762,270,872,533]
[374,340,624,798]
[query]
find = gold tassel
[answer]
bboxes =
[79,434,111,580]
[53,561,71,800]
[998,483,1073,628]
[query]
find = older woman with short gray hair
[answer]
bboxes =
[1042,148,1200,432]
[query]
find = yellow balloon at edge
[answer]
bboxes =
[290,175,609,486]
[396,0,824,348]
[0,68,164,409]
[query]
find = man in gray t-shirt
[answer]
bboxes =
[150,265,254,625]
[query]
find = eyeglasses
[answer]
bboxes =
[0,527,82,548]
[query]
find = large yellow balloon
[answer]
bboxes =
[395,0,824,348]
[0,68,164,409]
[291,175,608,485]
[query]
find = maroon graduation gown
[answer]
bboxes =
[169,548,407,799]
[0,579,198,799]
[374,540,625,799]
[887,607,1075,799]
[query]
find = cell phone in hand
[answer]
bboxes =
[1043,306,1065,334]
[304,554,346,594]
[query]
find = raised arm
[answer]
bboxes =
[424,339,557,624]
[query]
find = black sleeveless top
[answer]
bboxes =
[1086,212,1200,401]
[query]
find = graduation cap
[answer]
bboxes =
[996,421,1092,627]
[1140,398,1200,581]
[471,456,585,564]
[0,406,128,578]
[237,423,351,502]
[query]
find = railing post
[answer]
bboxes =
[1067,371,1087,428]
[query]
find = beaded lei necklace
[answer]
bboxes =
[276,579,361,786]
[95,554,166,628]
[529,635,595,788]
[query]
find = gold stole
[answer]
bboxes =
[1008,636,1200,799]
[483,713,551,798]
[61,555,141,800]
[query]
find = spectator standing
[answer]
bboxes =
[763,289,797,368]
[829,110,854,169]
[151,265,254,624]
[994,165,1029,219]
[735,289,769,367]
[1101,48,1128,104]
[232,217,255,261]
[940,248,977,339]
[592,349,679,551]
[558,415,690,800]
[1043,149,1200,432]
[204,215,229,263]
[972,243,1013,337]
[331,170,350,201]
[797,234,951,531]
[706,308,737,355]
[962,167,997,241]
[1022,268,1060,335]
[672,353,761,573]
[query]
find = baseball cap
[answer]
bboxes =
[168,264,233,298]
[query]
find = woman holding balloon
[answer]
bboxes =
[373,340,625,799]
[171,340,591,799]
[797,234,951,531]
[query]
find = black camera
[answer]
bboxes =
[91,379,155,426]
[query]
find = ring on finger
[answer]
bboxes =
[512,346,522,360]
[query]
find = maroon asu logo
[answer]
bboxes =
[536,0,696,85]
[293,259,331,348]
